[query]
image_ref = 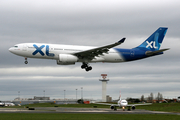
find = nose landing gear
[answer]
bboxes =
[24,58,28,64]
[81,62,92,72]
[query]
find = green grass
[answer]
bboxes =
[136,103,180,113]
[0,113,179,120]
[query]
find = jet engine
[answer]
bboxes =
[110,105,114,109]
[132,106,135,110]
[56,54,78,65]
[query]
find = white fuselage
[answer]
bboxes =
[9,43,125,63]
[118,99,128,109]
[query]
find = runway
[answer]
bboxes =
[0,107,179,115]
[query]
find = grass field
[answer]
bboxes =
[136,103,180,113]
[0,113,179,120]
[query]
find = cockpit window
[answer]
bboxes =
[14,46,18,48]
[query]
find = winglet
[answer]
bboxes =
[118,38,126,43]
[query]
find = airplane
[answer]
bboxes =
[0,102,4,107]
[9,27,169,71]
[0,102,15,107]
[95,92,152,111]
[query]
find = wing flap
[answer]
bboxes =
[94,102,119,107]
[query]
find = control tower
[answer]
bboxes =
[99,74,109,102]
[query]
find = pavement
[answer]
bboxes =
[0,107,180,115]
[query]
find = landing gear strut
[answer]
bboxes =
[81,62,92,72]
[24,58,28,64]
[127,106,131,111]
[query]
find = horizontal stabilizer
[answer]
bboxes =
[145,48,170,56]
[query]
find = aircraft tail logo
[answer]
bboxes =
[136,27,168,51]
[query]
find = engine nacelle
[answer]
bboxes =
[132,106,135,110]
[110,105,114,109]
[56,54,78,65]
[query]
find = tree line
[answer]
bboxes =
[127,92,164,103]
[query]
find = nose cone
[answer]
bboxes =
[9,47,13,53]
[9,47,16,54]
[121,100,128,106]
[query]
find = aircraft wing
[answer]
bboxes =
[94,102,120,107]
[127,103,152,107]
[73,38,126,60]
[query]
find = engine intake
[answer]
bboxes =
[110,105,114,109]
[132,106,135,110]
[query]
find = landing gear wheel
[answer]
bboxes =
[81,64,87,69]
[85,66,92,72]
[24,58,28,64]
[88,66,92,71]
[25,61,28,64]
[127,108,131,111]
[85,68,89,71]
[81,63,92,71]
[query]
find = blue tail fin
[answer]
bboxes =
[136,27,168,51]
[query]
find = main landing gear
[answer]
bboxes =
[81,62,92,72]
[24,58,28,64]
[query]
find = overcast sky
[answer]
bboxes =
[0,0,180,101]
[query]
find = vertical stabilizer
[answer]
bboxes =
[136,27,168,51]
[119,91,121,101]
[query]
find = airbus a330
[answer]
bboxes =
[9,27,169,71]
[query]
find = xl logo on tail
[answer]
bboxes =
[146,41,157,49]
[146,33,159,49]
